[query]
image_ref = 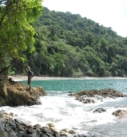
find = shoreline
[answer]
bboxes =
[9,75,127,81]
[2,77,127,136]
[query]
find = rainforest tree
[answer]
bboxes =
[0,0,42,77]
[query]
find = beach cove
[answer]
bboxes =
[1,77,127,137]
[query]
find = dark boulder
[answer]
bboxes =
[93,108,106,113]
[0,129,8,137]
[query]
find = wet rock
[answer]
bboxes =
[74,89,127,98]
[69,89,127,104]
[0,111,79,137]
[9,112,14,117]
[0,111,5,118]
[49,126,58,133]
[93,108,106,113]
[41,127,53,134]
[33,125,41,134]
[25,124,33,128]
[0,128,8,137]
[0,82,47,106]
[22,133,39,137]
[68,129,75,134]
[34,124,41,129]
[5,124,12,132]
[53,132,60,137]
[25,132,40,137]
[17,125,26,131]
[0,121,5,129]
[47,123,55,128]
[8,119,16,127]
[45,132,54,137]
[15,119,27,127]
[112,109,127,119]
[68,93,73,96]
[26,127,35,134]
[83,99,94,104]
[60,129,67,133]
[8,130,17,137]
[40,133,49,137]
[60,130,67,136]
[47,123,58,133]
[17,131,26,137]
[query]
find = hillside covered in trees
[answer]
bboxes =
[14,7,127,77]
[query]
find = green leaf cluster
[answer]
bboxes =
[0,0,42,71]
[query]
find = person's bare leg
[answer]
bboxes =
[28,83,31,90]
[28,84,30,89]
[28,78,31,90]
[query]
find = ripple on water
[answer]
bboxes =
[85,120,127,137]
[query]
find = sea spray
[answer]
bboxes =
[0,94,127,135]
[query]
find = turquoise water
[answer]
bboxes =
[21,78,127,93]
[16,78,127,136]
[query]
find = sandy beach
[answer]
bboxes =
[9,75,127,81]
[10,76,76,81]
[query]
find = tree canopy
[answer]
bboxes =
[0,0,42,73]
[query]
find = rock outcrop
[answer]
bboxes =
[0,112,78,137]
[69,89,127,104]
[0,110,105,137]
[69,89,127,98]
[112,109,127,119]
[0,81,47,106]
[93,108,106,113]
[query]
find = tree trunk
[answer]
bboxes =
[0,70,8,105]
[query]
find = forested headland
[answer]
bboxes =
[11,7,127,77]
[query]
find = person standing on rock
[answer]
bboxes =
[27,66,34,90]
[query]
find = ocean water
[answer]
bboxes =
[1,78,127,137]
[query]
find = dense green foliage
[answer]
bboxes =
[0,0,42,74]
[16,7,127,77]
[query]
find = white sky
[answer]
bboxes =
[43,0,127,37]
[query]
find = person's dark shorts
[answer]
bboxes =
[28,77,31,84]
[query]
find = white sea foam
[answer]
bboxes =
[0,94,126,134]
